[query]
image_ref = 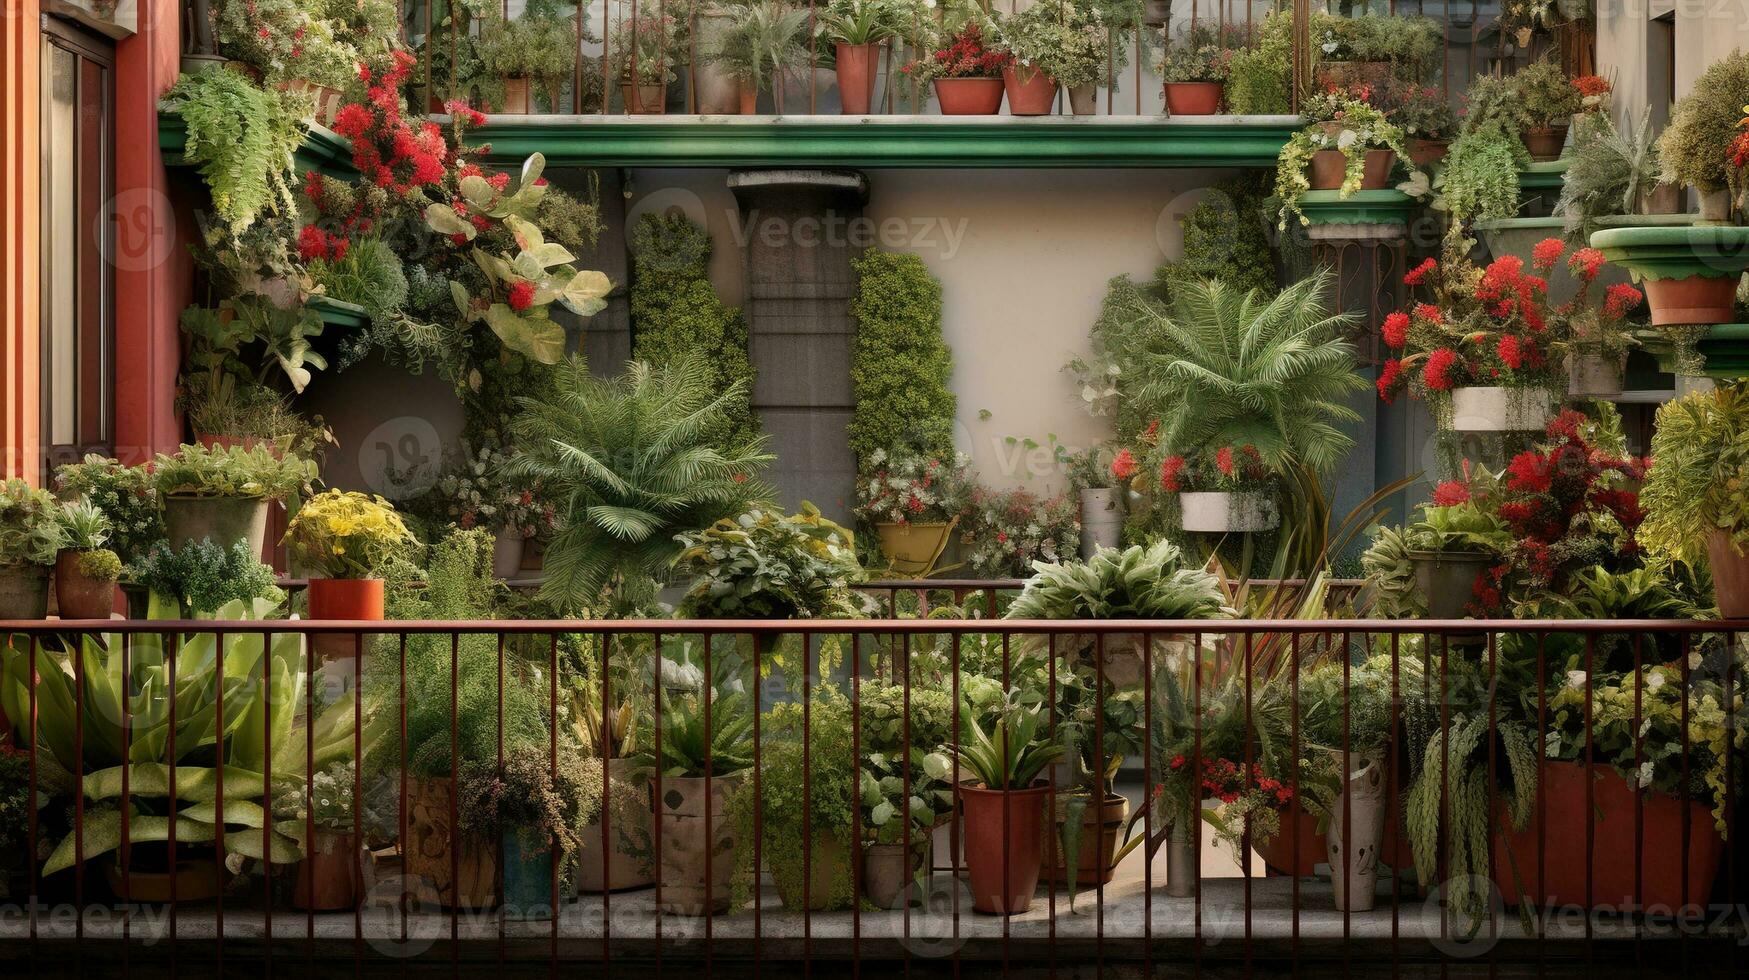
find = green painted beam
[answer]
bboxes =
[1297,189,1417,228]
[158,111,358,180]
[466,114,1305,169]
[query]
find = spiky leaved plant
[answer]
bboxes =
[507,354,775,613]
[1119,274,1367,476]
[1005,540,1231,621]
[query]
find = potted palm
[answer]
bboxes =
[854,450,971,576]
[1513,58,1581,162]
[1157,25,1231,116]
[284,490,413,655]
[817,0,901,115]
[0,480,67,620]
[152,442,313,558]
[914,21,1007,115]
[953,702,1063,914]
[1641,381,1749,616]
[52,501,121,620]
[457,744,603,919]
[609,11,681,113]
[710,0,811,114]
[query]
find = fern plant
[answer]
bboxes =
[159,69,307,234]
[507,354,775,613]
[1120,274,1367,476]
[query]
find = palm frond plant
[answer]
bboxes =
[506,354,775,614]
[710,0,813,110]
[1123,274,1367,478]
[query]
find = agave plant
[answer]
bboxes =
[0,597,361,876]
[1004,540,1232,621]
[1121,274,1367,475]
[507,353,775,613]
[953,702,1064,791]
[1555,106,1664,241]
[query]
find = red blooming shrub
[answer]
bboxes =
[905,22,1009,80]
[1152,444,1268,494]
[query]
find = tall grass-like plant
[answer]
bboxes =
[1120,274,1366,475]
[507,354,775,612]
[710,0,812,104]
[953,702,1063,790]
[1556,107,1662,240]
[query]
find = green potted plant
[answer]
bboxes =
[953,701,1064,914]
[151,441,314,558]
[1641,381,1749,616]
[133,537,284,618]
[673,503,867,621]
[1158,444,1280,533]
[1563,266,1644,397]
[1513,58,1582,161]
[1438,75,1531,225]
[988,3,1064,116]
[1393,476,1512,620]
[284,489,413,654]
[708,0,812,114]
[912,19,1008,115]
[564,639,656,893]
[1556,107,1678,243]
[817,0,902,115]
[273,760,366,911]
[1068,445,1124,556]
[52,455,164,570]
[1389,81,1457,166]
[1298,658,1396,912]
[1275,91,1415,227]
[215,0,360,125]
[457,744,603,919]
[0,480,67,620]
[608,10,681,113]
[853,450,972,575]
[1309,11,1441,91]
[1157,24,1232,116]
[854,683,954,908]
[52,501,121,621]
[473,13,581,113]
[1657,52,1749,222]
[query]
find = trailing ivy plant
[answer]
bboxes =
[1275,94,1415,228]
[848,250,958,466]
[160,69,309,235]
[629,212,760,447]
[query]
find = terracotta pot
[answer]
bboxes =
[1707,530,1749,618]
[1408,137,1449,167]
[576,758,655,893]
[499,77,532,114]
[306,577,384,622]
[0,564,51,620]
[862,840,928,909]
[934,77,1004,115]
[1639,182,1682,215]
[656,773,741,915]
[106,856,224,903]
[1360,149,1397,189]
[1493,761,1724,911]
[53,550,115,620]
[1163,81,1223,116]
[1046,793,1129,886]
[774,833,854,910]
[1521,124,1569,162]
[1643,274,1740,327]
[405,777,499,909]
[293,829,364,911]
[493,527,526,579]
[738,85,759,114]
[1067,83,1097,115]
[622,82,667,115]
[874,521,954,574]
[960,781,1047,914]
[1308,149,1348,190]
[162,493,270,556]
[835,42,882,115]
[1002,65,1057,116]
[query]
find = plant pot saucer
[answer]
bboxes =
[1588,225,1749,282]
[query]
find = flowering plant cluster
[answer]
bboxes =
[1387,82,1457,140]
[854,449,974,526]
[961,486,1080,576]
[1156,26,1235,84]
[427,446,554,539]
[1573,73,1612,113]
[1156,444,1271,495]
[1377,237,1605,421]
[1164,754,1295,855]
[906,21,1009,82]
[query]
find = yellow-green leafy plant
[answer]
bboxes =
[1275,93,1416,227]
[0,480,68,568]
[1640,380,1749,566]
[1656,50,1749,195]
[284,489,414,579]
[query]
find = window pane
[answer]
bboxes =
[44,43,77,448]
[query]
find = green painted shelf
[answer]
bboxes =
[308,295,368,329]
[1296,189,1418,228]
[1652,323,1749,378]
[158,111,358,179]
[464,113,1306,168]
[1519,159,1569,192]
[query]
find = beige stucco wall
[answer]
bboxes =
[626,167,1240,494]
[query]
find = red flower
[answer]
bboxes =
[333,103,374,140]
[1382,311,1410,348]
[1376,358,1403,402]
[1497,334,1525,370]
[1413,302,1444,325]
[1432,480,1471,506]
[1110,449,1138,481]
[1160,455,1186,492]
[1568,247,1607,282]
[1531,237,1566,271]
[297,224,329,261]
[1215,446,1236,477]
[1506,451,1554,494]
[1423,347,1460,390]
[1403,257,1436,287]
[1603,282,1643,318]
[507,280,536,312]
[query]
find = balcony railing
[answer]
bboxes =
[0,614,1742,971]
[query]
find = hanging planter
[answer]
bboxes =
[1179,492,1277,534]
[1590,225,1749,327]
[1567,351,1626,398]
[1325,751,1387,912]
[1447,386,1556,432]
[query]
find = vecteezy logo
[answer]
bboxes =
[104,187,177,273]
[359,416,444,501]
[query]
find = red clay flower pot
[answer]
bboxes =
[1002,65,1058,116]
[1643,275,1740,326]
[52,551,115,620]
[1308,149,1348,190]
[1409,138,1449,167]
[960,782,1047,914]
[307,577,385,661]
[1521,124,1569,162]
[1706,529,1749,618]
[1163,81,1223,116]
[934,77,1004,115]
[1360,149,1397,189]
[1493,761,1724,911]
[835,42,881,115]
[1255,796,1415,879]
[739,84,758,115]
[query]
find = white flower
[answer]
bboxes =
[1565,670,1587,690]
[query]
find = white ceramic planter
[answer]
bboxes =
[1325,751,1387,912]
[1567,352,1625,398]
[493,526,526,579]
[1179,492,1277,533]
[1079,488,1124,558]
[1448,386,1555,433]
[1165,828,1196,898]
